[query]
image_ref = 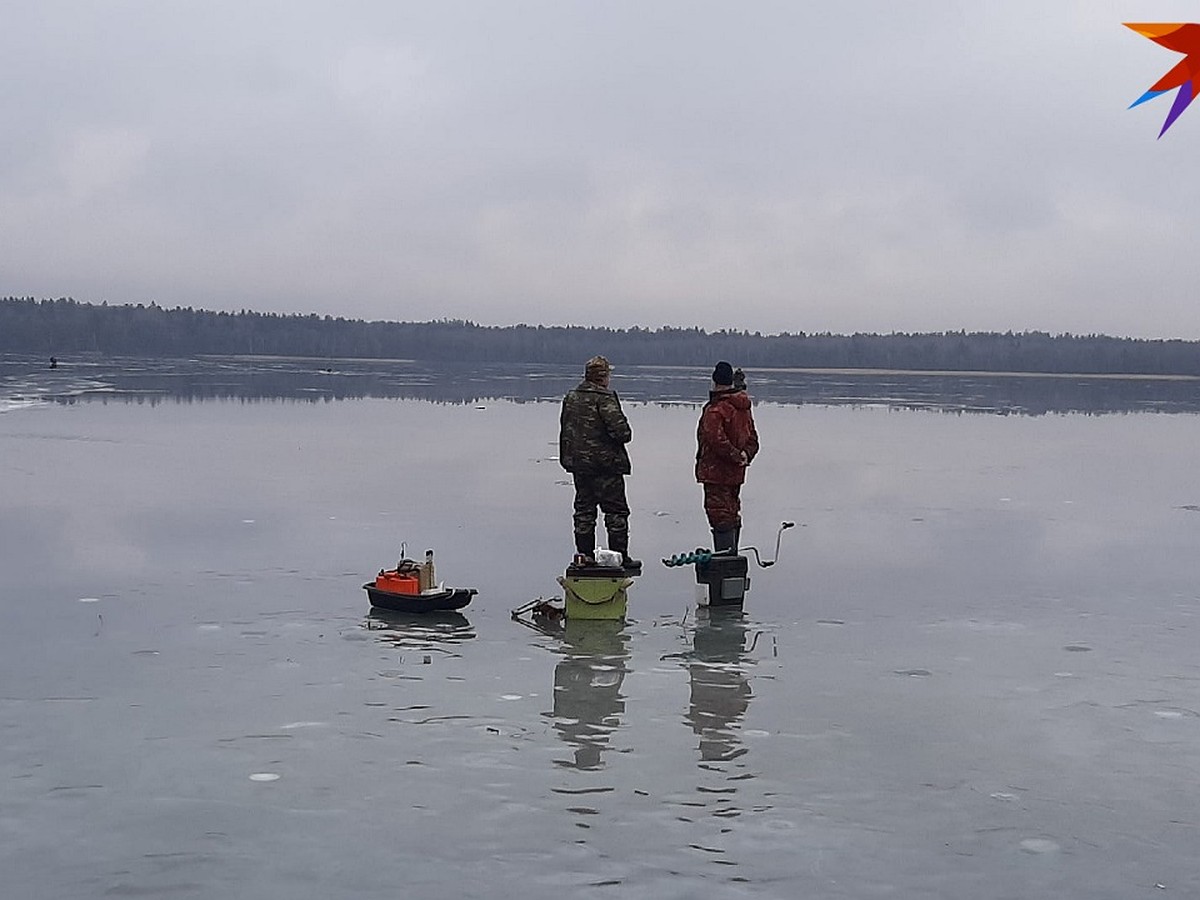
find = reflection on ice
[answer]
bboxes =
[0,367,118,412]
[10,353,1200,414]
[366,609,476,650]
[548,620,630,770]
[8,358,1200,897]
[0,398,40,413]
[686,609,753,763]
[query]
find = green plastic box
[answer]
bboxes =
[558,574,633,620]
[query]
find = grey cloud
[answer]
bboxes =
[2,1,1199,337]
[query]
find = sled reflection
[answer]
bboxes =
[365,608,476,650]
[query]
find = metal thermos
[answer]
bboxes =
[419,549,435,592]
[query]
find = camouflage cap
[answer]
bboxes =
[585,355,612,375]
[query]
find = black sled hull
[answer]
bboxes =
[364,584,476,613]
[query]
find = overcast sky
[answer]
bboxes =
[3,2,1199,337]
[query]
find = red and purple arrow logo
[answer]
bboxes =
[1126,23,1200,137]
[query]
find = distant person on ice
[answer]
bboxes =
[696,361,759,553]
[558,355,639,570]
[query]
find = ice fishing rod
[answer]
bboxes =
[662,521,795,568]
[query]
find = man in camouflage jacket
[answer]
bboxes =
[559,355,638,568]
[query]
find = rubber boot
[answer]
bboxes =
[609,534,641,571]
[574,532,596,567]
[712,527,737,554]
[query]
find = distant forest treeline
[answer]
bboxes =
[5,296,1200,376]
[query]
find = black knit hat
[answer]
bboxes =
[712,361,734,386]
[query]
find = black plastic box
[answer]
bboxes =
[694,554,750,606]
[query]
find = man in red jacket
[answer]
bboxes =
[695,361,759,553]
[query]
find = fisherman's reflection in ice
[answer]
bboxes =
[686,608,753,762]
[549,620,630,770]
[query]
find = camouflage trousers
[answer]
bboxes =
[702,483,742,531]
[572,473,631,553]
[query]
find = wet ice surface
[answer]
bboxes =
[4,359,1200,897]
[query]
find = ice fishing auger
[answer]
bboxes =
[662,520,792,614]
[662,521,795,568]
[661,521,796,609]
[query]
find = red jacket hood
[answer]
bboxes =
[709,389,750,409]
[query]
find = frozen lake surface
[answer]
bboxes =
[4,355,1200,898]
